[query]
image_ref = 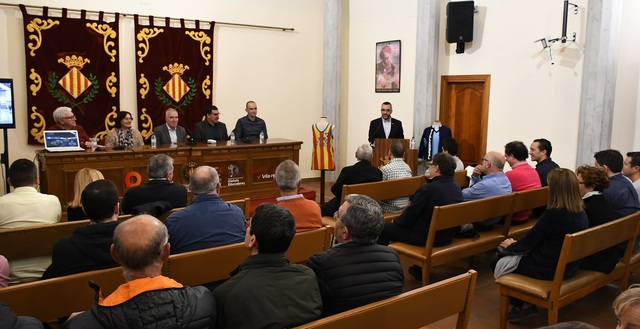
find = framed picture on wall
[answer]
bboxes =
[375,40,401,93]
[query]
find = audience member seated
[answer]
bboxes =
[62,215,216,328]
[233,100,268,141]
[493,168,588,322]
[623,151,640,202]
[377,153,463,247]
[529,138,559,187]
[121,154,187,215]
[275,159,322,232]
[213,203,321,328]
[0,159,61,284]
[42,180,121,280]
[0,255,8,287]
[104,111,144,149]
[47,106,90,149]
[379,142,413,213]
[575,165,623,273]
[165,166,245,254]
[66,168,104,221]
[0,302,44,329]
[192,105,229,142]
[504,141,541,223]
[613,284,640,329]
[442,138,464,171]
[320,143,382,217]
[594,149,640,218]
[460,151,511,231]
[308,194,403,316]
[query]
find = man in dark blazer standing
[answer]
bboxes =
[320,144,383,216]
[153,108,187,144]
[192,105,229,143]
[368,101,404,145]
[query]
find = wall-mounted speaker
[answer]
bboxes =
[446,1,474,44]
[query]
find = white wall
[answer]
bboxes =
[0,0,324,192]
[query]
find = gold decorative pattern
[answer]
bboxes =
[202,75,211,99]
[106,72,117,97]
[139,74,149,99]
[185,31,212,65]
[140,108,153,139]
[29,107,45,143]
[136,28,164,63]
[96,107,118,141]
[29,69,42,96]
[86,23,117,62]
[25,18,59,56]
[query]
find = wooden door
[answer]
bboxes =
[439,75,490,166]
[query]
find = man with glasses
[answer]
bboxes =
[47,106,91,148]
[368,101,404,146]
[192,105,229,143]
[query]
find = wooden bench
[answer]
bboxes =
[0,220,91,261]
[294,270,477,329]
[158,197,251,222]
[322,176,427,227]
[0,266,125,322]
[389,193,515,286]
[503,186,549,239]
[454,169,470,188]
[495,212,640,328]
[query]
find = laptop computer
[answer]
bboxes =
[43,130,85,152]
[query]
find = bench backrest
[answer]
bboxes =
[163,226,332,286]
[0,220,90,260]
[294,270,477,329]
[0,266,124,322]
[501,186,549,235]
[551,212,640,293]
[159,197,251,222]
[340,175,426,205]
[454,170,470,188]
[426,194,515,256]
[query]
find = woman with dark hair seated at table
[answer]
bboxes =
[575,165,622,273]
[105,111,144,149]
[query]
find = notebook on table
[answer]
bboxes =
[43,130,85,152]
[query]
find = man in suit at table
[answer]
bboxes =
[368,101,404,146]
[152,108,186,145]
[192,105,229,143]
[320,143,383,217]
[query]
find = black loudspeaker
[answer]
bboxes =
[446,1,474,44]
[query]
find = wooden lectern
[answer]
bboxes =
[372,138,418,175]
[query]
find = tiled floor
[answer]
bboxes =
[303,177,626,329]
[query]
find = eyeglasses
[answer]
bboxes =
[63,115,76,120]
[481,158,489,162]
[244,217,252,229]
[578,181,585,185]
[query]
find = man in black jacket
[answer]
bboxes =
[42,180,120,279]
[320,143,383,216]
[368,101,404,145]
[62,215,215,329]
[308,194,404,316]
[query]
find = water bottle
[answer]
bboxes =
[259,131,265,144]
[230,132,235,145]
[90,137,97,151]
[410,136,415,149]
[150,135,157,148]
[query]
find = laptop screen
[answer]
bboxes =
[44,130,81,149]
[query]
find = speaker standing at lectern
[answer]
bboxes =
[368,101,404,146]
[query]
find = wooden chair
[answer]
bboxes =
[390,193,514,286]
[0,266,124,322]
[321,176,427,227]
[504,186,549,239]
[495,212,640,328]
[0,220,90,261]
[293,270,477,329]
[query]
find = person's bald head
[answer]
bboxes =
[111,215,169,274]
[482,151,506,175]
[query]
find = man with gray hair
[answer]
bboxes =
[309,194,404,316]
[121,154,187,214]
[275,160,322,232]
[152,108,187,145]
[62,215,216,328]
[320,143,383,216]
[165,166,245,254]
[47,106,91,148]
